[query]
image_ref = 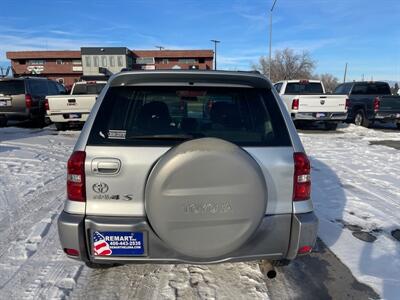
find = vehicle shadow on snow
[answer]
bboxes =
[265,158,380,300]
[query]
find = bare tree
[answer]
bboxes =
[314,73,339,93]
[253,48,315,83]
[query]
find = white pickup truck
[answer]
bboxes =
[45,81,106,130]
[274,80,348,130]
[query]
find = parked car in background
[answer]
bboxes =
[274,80,348,130]
[58,70,318,269]
[334,81,400,128]
[0,77,62,127]
[45,80,106,130]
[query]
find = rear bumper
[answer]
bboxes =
[47,112,89,123]
[57,211,318,264]
[373,112,400,121]
[292,112,347,121]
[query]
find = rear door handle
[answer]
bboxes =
[91,158,121,175]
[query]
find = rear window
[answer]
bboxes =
[87,86,292,147]
[285,82,323,94]
[0,80,25,95]
[72,83,106,95]
[351,83,391,95]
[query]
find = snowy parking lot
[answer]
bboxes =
[0,124,399,299]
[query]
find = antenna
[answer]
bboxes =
[155,46,165,51]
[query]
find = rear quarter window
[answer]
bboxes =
[87,86,292,147]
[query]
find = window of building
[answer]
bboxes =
[56,59,63,65]
[109,56,115,67]
[117,56,123,67]
[29,60,45,65]
[93,56,99,67]
[73,60,82,65]
[199,58,205,64]
[85,56,91,67]
[161,58,169,64]
[178,58,198,64]
[101,56,107,67]
[18,60,26,65]
[136,57,155,64]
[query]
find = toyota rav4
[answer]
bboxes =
[58,70,318,268]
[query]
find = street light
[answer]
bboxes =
[210,40,220,70]
[269,0,278,79]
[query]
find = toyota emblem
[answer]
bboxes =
[320,100,325,105]
[92,182,109,194]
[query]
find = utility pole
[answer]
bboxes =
[155,46,165,51]
[269,0,278,80]
[210,40,220,70]
[343,62,348,83]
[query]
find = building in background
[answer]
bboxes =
[81,47,132,77]
[131,50,213,70]
[6,50,82,86]
[7,48,214,84]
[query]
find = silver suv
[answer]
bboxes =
[58,70,318,267]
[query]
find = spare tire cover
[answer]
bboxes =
[145,138,267,259]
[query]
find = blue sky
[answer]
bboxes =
[0,0,399,81]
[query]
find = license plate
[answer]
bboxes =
[92,231,144,256]
[0,100,11,107]
[69,113,81,119]
[316,113,326,118]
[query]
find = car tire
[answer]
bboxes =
[55,122,67,131]
[354,109,370,127]
[324,122,338,131]
[145,137,267,259]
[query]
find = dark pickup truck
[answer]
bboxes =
[334,81,400,128]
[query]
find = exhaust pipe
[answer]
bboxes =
[260,260,277,279]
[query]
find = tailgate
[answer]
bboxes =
[47,95,97,113]
[297,95,347,112]
[379,96,400,112]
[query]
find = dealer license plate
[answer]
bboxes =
[92,231,144,256]
[316,113,326,118]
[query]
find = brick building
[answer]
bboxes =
[6,50,82,86]
[131,50,213,70]
[7,48,214,85]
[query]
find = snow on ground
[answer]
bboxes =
[0,126,269,299]
[300,124,400,300]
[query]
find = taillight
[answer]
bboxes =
[345,98,350,110]
[44,98,49,111]
[293,152,311,201]
[373,97,380,112]
[67,151,86,202]
[292,99,299,110]
[25,94,32,109]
